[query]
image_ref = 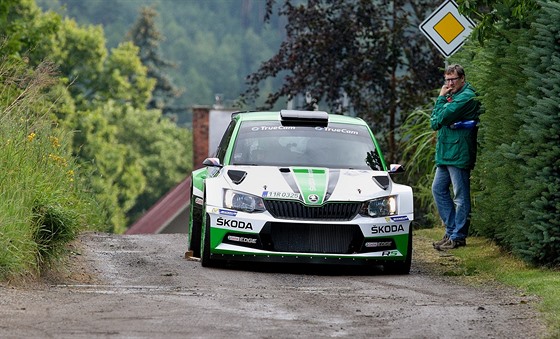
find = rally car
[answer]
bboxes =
[188,110,413,274]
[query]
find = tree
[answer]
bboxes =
[457,0,539,44]
[242,0,443,162]
[113,106,192,223]
[127,6,183,118]
[100,41,155,108]
[36,0,289,123]
[0,0,60,59]
[2,1,192,232]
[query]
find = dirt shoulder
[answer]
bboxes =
[0,232,547,338]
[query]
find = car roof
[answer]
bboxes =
[232,110,367,126]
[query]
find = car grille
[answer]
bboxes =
[265,223,363,254]
[264,200,361,221]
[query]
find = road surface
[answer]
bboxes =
[0,232,546,338]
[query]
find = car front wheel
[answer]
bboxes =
[200,212,216,267]
[188,194,202,257]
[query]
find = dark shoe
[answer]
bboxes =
[432,234,450,248]
[435,238,466,251]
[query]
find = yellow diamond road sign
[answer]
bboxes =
[420,0,474,58]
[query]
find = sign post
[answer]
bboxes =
[420,0,474,58]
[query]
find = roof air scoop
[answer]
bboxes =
[372,175,390,190]
[280,110,328,126]
[227,170,247,184]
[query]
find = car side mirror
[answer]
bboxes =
[202,157,223,168]
[388,164,405,174]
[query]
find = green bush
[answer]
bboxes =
[453,1,559,267]
[510,0,560,266]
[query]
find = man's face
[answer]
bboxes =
[444,71,465,94]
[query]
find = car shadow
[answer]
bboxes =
[213,261,389,276]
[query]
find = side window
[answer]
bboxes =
[215,120,236,163]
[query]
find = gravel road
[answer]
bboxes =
[0,232,546,338]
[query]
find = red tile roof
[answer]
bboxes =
[126,176,191,234]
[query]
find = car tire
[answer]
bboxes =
[384,227,412,275]
[200,212,216,267]
[188,193,202,258]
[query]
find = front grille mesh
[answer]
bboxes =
[264,200,361,221]
[269,223,360,254]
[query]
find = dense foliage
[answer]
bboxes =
[509,0,560,266]
[243,0,444,163]
[37,0,288,124]
[452,0,559,266]
[458,0,539,44]
[1,0,192,233]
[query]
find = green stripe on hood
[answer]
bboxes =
[292,168,328,205]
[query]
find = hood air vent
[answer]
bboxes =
[228,170,247,184]
[372,175,390,190]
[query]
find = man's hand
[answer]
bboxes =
[439,84,452,97]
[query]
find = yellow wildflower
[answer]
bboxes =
[67,169,75,182]
[27,132,36,142]
[49,136,61,148]
[48,153,68,167]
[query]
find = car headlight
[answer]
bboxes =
[224,189,265,213]
[362,196,397,218]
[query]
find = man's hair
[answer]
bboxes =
[445,64,465,78]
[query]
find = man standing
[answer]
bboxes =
[431,64,481,250]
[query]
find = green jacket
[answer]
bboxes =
[430,82,481,170]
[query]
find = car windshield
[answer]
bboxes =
[230,121,383,170]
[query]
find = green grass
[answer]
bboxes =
[0,114,103,281]
[0,58,105,281]
[416,228,560,338]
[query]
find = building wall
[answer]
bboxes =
[192,106,237,169]
[192,106,210,170]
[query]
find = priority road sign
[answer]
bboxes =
[420,0,474,58]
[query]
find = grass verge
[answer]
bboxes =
[0,57,105,281]
[415,228,560,338]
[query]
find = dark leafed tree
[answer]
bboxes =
[127,6,183,117]
[242,0,443,162]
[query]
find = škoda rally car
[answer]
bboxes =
[188,110,413,274]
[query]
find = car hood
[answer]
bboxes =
[221,165,392,205]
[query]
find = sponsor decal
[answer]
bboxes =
[227,235,258,244]
[217,217,253,230]
[307,169,317,191]
[371,224,405,234]
[251,126,296,132]
[314,126,359,135]
[194,197,204,205]
[381,250,399,256]
[386,215,409,222]
[212,207,237,216]
[262,191,301,200]
[365,241,393,248]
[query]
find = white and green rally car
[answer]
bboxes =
[188,110,414,274]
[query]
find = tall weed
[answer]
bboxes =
[400,105,438,228]
[0,55,104,280]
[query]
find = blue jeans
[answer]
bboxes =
[432,165,471,241]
